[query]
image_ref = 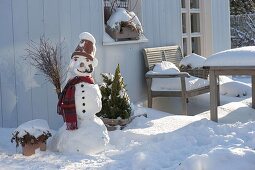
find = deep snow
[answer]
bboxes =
[0,76,255,170]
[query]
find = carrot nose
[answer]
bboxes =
[80,62,84,67]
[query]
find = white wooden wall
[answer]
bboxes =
[0,0,230,129]
[211,0,231,53]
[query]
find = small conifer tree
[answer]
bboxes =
[97,64,131,119]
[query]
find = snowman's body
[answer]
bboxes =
[74,82,101,119]
[52,32,109,155]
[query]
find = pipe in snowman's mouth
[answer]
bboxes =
[77,64,93,73]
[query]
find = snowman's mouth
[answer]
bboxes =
[77,64,93,73]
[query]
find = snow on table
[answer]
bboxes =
[13,119,50,138]
[204,46,255,66]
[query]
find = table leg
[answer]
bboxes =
[217,76,220,106]
[209,70,218,122]
[252,75,255,109]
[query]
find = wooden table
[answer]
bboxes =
[207,66,255,122]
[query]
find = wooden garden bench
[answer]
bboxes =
[143,45,211,115]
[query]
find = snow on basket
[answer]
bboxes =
[179,53,209,79]
[204,46,255,66]
[11,119,51,156]
[106,8,143,41]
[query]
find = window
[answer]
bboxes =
[181,0,202,56]
[103,0,148,45]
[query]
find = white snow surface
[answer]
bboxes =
[204,46,255,66]
[151,75,209,91]
[220,80,251,97]
[150,61,209,91]
[13,119,50,138]
[1,77,255,169]
[179,53,206,68]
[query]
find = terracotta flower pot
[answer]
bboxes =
[22,143,36,156]
[39,142,46,151]
[22,141,47,156]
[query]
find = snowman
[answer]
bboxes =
[52,32,109,155]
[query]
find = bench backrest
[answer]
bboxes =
[143,45,183,71]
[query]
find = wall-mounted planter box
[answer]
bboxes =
[105,25,140,41]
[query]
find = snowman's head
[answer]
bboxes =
[69,55,98,77]
[68,32,98,77]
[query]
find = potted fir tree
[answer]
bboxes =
[97,64,132,130]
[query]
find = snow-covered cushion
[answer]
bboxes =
[179,53,206,68]
[150,61,209,91]
[153,61,180,74]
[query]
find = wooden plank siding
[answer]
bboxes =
[12,0,33,126]
[0,0,230,128]
[211,0,231,53]
[0,0,185,129]
[0,0,18,127]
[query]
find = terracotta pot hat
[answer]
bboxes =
[71,32,96,60]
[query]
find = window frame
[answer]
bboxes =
[181,0,203,56]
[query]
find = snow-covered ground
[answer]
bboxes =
[0,76,255,170]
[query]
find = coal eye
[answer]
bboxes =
[74,58,77,61]
[86,59,89,62]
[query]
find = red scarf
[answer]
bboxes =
[57,76,94,130]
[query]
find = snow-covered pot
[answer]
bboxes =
[11,119,52,156]
[22,143,36,156]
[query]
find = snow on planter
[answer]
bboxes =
[204,46,255,66]
[11,119,51,156]
[106,8,143,41]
